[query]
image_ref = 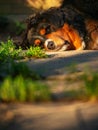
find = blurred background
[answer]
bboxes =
[0,0,62,14]
[0,0,33,41]
[0,0,98,16]
[0,0,33,14]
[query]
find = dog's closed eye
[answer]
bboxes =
[39,28,46,35]
[39,25,51,35]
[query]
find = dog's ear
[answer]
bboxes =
[25,14,37,28]
[26,13,36,23]
[25,12,42,29]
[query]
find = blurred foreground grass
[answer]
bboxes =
[0,76,51,102]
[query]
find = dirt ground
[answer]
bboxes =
[0,102,98,130]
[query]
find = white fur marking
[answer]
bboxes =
[77,41,86,50]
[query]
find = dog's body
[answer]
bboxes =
[85,19,98,50]
[22,6,98,51]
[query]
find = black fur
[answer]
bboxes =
[61,0,98,19]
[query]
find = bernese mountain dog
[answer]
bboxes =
[21,6,98,51]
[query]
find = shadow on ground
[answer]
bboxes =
[27,50,98,78]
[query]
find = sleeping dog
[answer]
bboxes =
[22,6,98,51]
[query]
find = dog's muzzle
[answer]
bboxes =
[31,35,71,51]
[44,39,71,51]
[44,39,56,50]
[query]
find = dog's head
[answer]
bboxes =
[24,7,86,51]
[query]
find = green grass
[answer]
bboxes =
[26,46,48,58]
[0,39,24,61]
[0,39,47,61]
[0,76,51,102]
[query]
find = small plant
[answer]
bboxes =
[26,46,48,58]
[83,72,98,101]
[0,75,51,102]
[0,39,23,61]
[0,39,48,61]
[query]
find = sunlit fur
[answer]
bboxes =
[26,0,62,10]
[85,19,98,50]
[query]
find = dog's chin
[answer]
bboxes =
[44,43,70,51]
[57,44,71,51]
[44,39,71,51]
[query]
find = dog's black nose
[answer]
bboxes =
[64,40,70,44]
[47,41,55,50]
